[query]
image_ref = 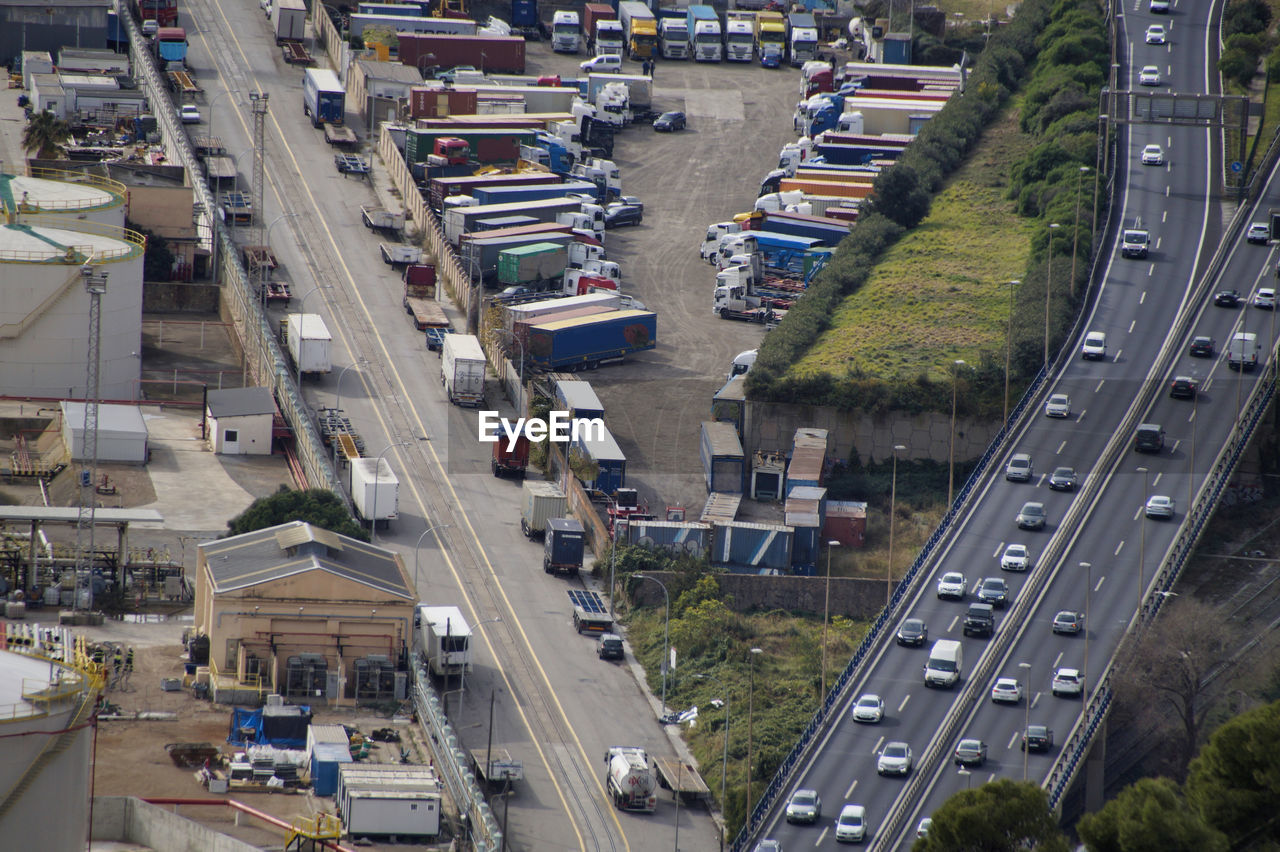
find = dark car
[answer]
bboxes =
[597,632,624,660]
[604,203,643,228]
[962,603,994,638]
[1048,466,1077,491]
[1215,289,1243,307]
[1016,501,1046,530]
[1022,725,1054,752]
[977,577,1009,609]
[896,617,928,647]
[954,738,988,767]
[1189,336,1216,357]
[1169,376,1197,399]
[653,111,687,132]
[498,285,535,298]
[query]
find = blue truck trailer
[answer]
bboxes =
[572,425,627,496]
[756,212,851,245]
[700,420,745,494]
[470,180,600,206]
[526,309,656,371]
[544,517,586,575]
[303,68,346,127]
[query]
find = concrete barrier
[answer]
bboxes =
[91,797,260,852]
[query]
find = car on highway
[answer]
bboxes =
[752,841,782,852]
[1146,23,1166,43]
[1254,287,1276,309]
[1141,143,1164,165]
[978,577,1009,608]
[141,18,159,36]
[1169,375,1197,399]
[1001,543,1031,571]
[963,603,995,638]
[1082,330,1108,359]
[1146,494,1176,519]
[876,742,913,777]
[851,693,884,723]
[180,103,202,124]
[953,738,988,767]
[1044,393,1071,417]
[1248,222,1271,243]
[1005,453,1034,482]
[896,617,928,646]
[834,804,867,843]
[990,677,1022,704]
[1122,228,1150,258]
[916,818,933,838]
[1190,335,1216,357]
[1052,667,1085,697]
[1016,501,1047,530]
[653,111,687,132]
[1022,725,1055,752]
[936,571,967,600]
[604,203,643,228]
[1139,65,1161,86]
[1049,466,1078,491]
[1150,0,1170,10]
[785,789,822,824]
[1052,610,1085,634]
[1215,289,1243,307]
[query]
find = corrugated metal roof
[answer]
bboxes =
[61,401,147,437]
[700,492,742,524]
[793,428,829,450]
[787,485,827,502]
[532,308,651,331]
[276,523,343,552]
[827,500,867,518]
[787,446,825,481]
[702,421,743,458]
[555,379,605,414]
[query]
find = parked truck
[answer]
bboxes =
[403,264,448,331]
[273,0,306,43]
[303,68,345,128]
[787,12,818,66]
[724,11,755,61]
[657,10,689,59]
[350,457,399,525]
[605,747,657,813]
[552,10,581,53]
[498,242,570,290]
[466,233,574,282]
[469,180,600,207]
[491,426,531,477]
[712,283,776,323]
[285,313,332,376]
[441,333,487,406]
[526,309,657,371]
[361,204,405,233]
[544,518,586,575]
[618,1,658,59]
[521,480,567,539]
[687,5,721,61]
[756,11,787,57]
[504,291,620,336]
[417,605,472,677]
[584,2,623,55]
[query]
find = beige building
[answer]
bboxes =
[205,387,275,455]
[195,522,416,706]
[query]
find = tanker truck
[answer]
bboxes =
[604,746,657,812]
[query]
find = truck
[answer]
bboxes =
[441,333,487,406]
[584,2,623,55]
[605,747,658,813]
[303,68,345,128]
[552,10,581,53]
[588,73,652,110]
[787,12,818,66]
[396,33,527,74]
[712,283,777,323]
[361,204,405,233]
[525,309,657,371]
[756,11,787,57]
[657,11,689,59]
[153,27,189,70]
[1121,227,1150,259]
[466,233,574,282]
[510,0,538,35]
[687,6,722,62]
[285,313,332,376]
[498,242,570,289]
[406,128,538,165]
[572,426,627,495]
[544,518,586,574]
[757,210,851,244]
[350,457,399,525]
[1228,332,1261,371]
[618,1,658,59]
[403,265,448,331]
[491,426,530,477]
[273,0,306,43]
[381,243,424,266]
[700,420,745,493]
[724,12,755,62]
[521,481,567,539]
[417,605,472,677]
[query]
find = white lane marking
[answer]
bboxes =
[1115,348,1124,361]
[1007,730,1020,750]
[897,694,910,713]
[1189,408,1197,422]
[1095,575,1106,592]
[1140,290,1147,304]
[1079,408,1087,422]
[1096,379,1106,392]
[1056,441,1067,454]
[1153,471,1164,486]
[1133,505,1142,521]
[947,614,959,633]
[1115,540,1125,556]
[844,778,858,800]
[817,826,830,845]
[993,542,1006,558]
[1129,320,1136,333]
[1162,210,1168,222]
[1053,651,1063,668]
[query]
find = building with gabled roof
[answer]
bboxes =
[194,521,416,705]
[204,387,275,455]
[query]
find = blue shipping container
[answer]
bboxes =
[700,420,744,494]
[470,180,598,206]
[311,742,353,796]
[627,521,714,558]
[711,521,793,572]
[555,379,606,421]
[527,310,657,370]
[512,0,539,27]
[786,485,828,570]
[572,425,627,495]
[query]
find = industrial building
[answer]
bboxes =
[347,59,426,126]
[204,387,276,455]
[194,522,416,706]
[0,0,109,69]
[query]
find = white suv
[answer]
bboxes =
[835,804,867,842]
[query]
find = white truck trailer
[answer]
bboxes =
[285,313,332,377]
[441,333,487,407]
[350,457,399,525]
[416,605,472,677]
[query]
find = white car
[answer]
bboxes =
[1254,287,1276,309]
[835,804,867,843]
[990,677,1023,704]
[580,54,622,74]
[1141,144,1164,165]
[1139,65,1161,85]
[936,571,967,600]
[141,18,159,36]
[876,741,913,777]
[852,693,884,723]
[1248,223,1271,243]
[180,103,202,124]
[785,788,822,824]
[1044,393,1071,417]
[1145,495,1175,519]
[1001,543,1031,572]
[1082,330,1107,360]
[916,817,933,838]
[1146,24,1167,44]
[1052,667,1084,697]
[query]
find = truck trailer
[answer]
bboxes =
[687,5,721,62]
[285,313,332,376]
[525,309,657,371]
[350,457,399,525]
[441,334,486,406]
[273,0,305,43]
[302,68,345,127]
[618,1,658,59]
[417,605,472,676]
[396,33,526,73]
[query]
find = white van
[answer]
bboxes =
[580,54,622,74]
[923,639,962,688]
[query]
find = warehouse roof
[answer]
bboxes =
[207,387,275,418]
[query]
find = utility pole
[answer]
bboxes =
[75,265,107,611]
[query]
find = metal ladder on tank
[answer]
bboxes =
[0,672,99,821]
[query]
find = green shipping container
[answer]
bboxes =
[497,241,569,286]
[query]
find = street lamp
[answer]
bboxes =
[1002,280,1020,424]
[257,212,300,307]
[821,539,840,699]
[413,523,454,594]
[1071,167,1090,297]
[745,647,763,818]
[333,359,368,467]
[887,445,905,606]
[1045,223,1061,370]
[947,360,965,508]
[635,574,670,716]
[207,88,241,140]
[1081,561,1092,690]
[958,768,972,789]
[1018,661,1031,781]
[1137,466,1149,617]
[693,673,729,852]
[369,441,408,544]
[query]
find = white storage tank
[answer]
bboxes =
[0,217,144,401]
[1,169,128,228]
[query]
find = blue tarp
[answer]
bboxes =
[227,705,313,749]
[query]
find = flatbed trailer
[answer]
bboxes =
[261,281,292,303]
[406,298,448,331]
[568,589,613,634]
[280,39,313,65]
[242,245,279,272]
[221,192,253,224]
[653,757,710,803]
[470,748,523,787]
[334,153,369,177]
[167,69,202,98]
[324,123,358,147]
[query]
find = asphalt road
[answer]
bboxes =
[751,0,1278,846]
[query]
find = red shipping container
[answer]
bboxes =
[398,33,526,74]
[409,86,478,119]
[474,136,520,163]
[822,500,867,547]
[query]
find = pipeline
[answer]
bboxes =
[141,797,357,852]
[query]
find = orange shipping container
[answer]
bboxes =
[778,179,874,200]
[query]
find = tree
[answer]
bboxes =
[913,779,1068,852]
[1184,700,1280,846]
[21,111,71,160]
[226,486,369,541]
[1077,777,1228,852]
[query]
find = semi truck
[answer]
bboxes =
[273,0,305,43]
[657,9,688,59]
[544,518,586,574]
[441,333,487,406]
[464,233,574,282]
[687,5,721,61]
[605,747,657,812]
[756,11,787,56]
[584,2,623,55]
[525,309,657,371]
[403,265,447,331]
[552,10,581,53]
[724,12,755,61]
[618,1,658,59]
[787,12,818,66]
[503,291,621,335]
[350,457,399,525]
[417,605,472,677]
[469,180,601,207]
[429,172,562,210]
[302,68,345,127]
[285,313,332,376]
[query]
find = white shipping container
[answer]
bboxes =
[520,480,567,538]
[441,333,487,406]
[306,724,350,763]
[344,789,441,837]
[286,313,332,375]
[273,0,306,42]
[503,292,621,335]
[350,457,399,522]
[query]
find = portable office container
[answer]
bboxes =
[555,379,606,421]
[823,500,867,547]
[311,742,353,797]
[627,521,713,558]
[572,425,626,495]
[700,421,744,494]
[544,517,586,574]
[786,485,828,569]
[711,521,794,572]
[751,450,787,501]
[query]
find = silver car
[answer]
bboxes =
[851,693,884,723]
[936,571,967,600]
[1005,453,1033,481]
[1016,502,1046,530]
[1001,544,1030,571]
[785,788,822,824]
[1044,393,1071,417]
[1145,495,1175,519]
[876,742,913,776]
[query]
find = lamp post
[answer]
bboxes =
[413,523,454,594]
[1045,223,1061,370]
[1081,561,1091,691]
[369,441,408,544]
[1137,466,1149,617]
[821,539,840,699]
[887,444,905,606]
[745,647,763,818]
[958,768,972,789]
[636,574,670,715]
[333,359,368,468]
[947,359,965,508]
[1018,661,1031,781]
[1071,167,1090,297]
[1003,280,1020,424]
[693,673,729,852]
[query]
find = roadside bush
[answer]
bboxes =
[1221,45,1262,87]
[1223,0,1271,39]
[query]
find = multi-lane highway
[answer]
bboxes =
[752,0,1280,845]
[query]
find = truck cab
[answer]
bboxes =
[552,10,581,53]
[595,19,624,55]
[701,221,743,260]
[725,19,755,61]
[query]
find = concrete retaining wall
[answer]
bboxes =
[628,570,887,620]
[91,797,260,852]
[143,281,220,313]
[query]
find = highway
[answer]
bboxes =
[753,0,1278,845]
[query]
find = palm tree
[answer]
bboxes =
[21,111,72,160]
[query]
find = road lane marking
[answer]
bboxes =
[1007,731,1019,750]
[1053,651,1063,668]
[1140,290,1147,304]
[1154,471,1164,485]
[898,694,911,713]
[1096,379,1106,392]
[993,542,1005,558]
[1056,441,1066,454]
[817,826,830,845]
[1079,408,1088,422]
[1095,575,1106,592]
[1115,540,1126,556]
[1129,320,1136,333]
[947,614,960,633]
[844,779,858,800]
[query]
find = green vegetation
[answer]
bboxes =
[21,111,71,159]
[1220,0,1273,86]
[916,780,1069,851]
[226,486,370,541]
